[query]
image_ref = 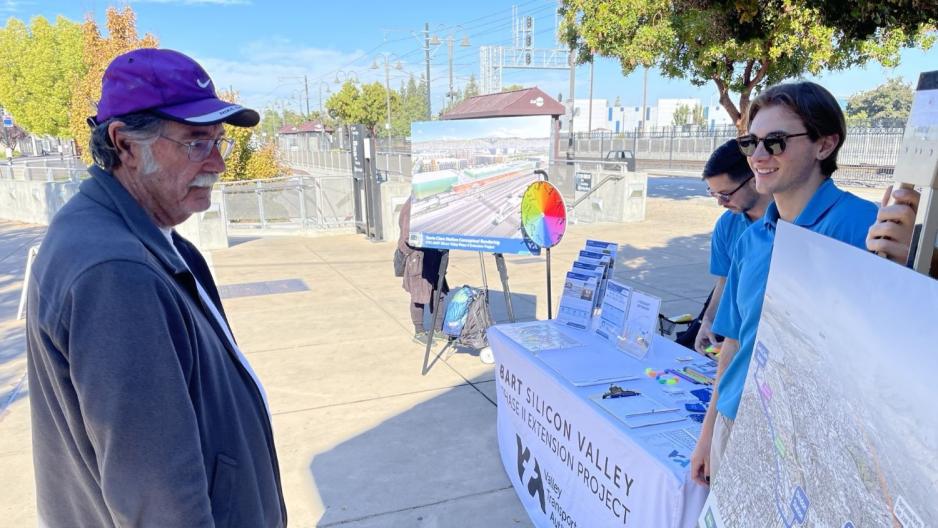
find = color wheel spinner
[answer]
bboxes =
[521,180,566,248]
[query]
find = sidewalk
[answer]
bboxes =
[0,183,883,526]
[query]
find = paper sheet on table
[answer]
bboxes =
[589,392,678,418]
[497,320,584,353]
[536,344,643,386]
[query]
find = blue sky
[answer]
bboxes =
[3,0,937,118]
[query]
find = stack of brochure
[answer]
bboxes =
[557,240,617,330]
[555,239,662,360]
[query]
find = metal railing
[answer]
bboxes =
[280,124,906,189]
[0,161,86,182]
[218,174,355,231]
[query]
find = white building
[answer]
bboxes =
[564,98,609,133]
[563,97,736,134]
[606,106,658,133]
[701,104,735,129]
[656,98,702,128]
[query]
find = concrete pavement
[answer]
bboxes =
[0,180,886,527]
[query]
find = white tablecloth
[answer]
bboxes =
[490,321,708,528]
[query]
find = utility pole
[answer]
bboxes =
[424,22,432,119]
[447,36,455,108]
[304,75,310,117]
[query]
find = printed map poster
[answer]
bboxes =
[407,116,551,255]
[701,222,938,528]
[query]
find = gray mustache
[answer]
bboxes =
[189,173,219,188]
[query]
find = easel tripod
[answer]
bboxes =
[421,251,516,375]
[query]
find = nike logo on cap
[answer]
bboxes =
[197,78,211,89]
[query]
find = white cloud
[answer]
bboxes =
[194,38,421,115]
[0,0,34,13]
[131,0,251,5]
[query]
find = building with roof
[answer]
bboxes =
[276,120,335,152]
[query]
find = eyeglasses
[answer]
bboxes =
[707,174,754,202]
[736,131,809,157]
[159,135,235,161]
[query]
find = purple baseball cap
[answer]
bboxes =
[92,48,259,127]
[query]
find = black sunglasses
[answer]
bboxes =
[737,132,809,156]
[707,174,754,202]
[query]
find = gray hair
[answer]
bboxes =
[89,113,166,172]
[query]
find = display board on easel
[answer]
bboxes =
[407,116,551,255]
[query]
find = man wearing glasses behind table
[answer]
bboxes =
[694,140,773,357]
[688,81,878,488]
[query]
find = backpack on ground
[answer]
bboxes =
[442,285,493,349]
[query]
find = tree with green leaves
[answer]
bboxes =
[845,78,914,128]
[560,0,937,132]
[391,73,429,136]
[691,104,705,127]
[672,104,691,126]
[325,80,399,137]
[0,16,84,138]
[464,74,480,99]
[325,81,364,125]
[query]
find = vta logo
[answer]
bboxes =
[516,435,546,513]
[668,450,690,468]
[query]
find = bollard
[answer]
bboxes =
[256,180,266,228]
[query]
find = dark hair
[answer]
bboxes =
[89,112,164,171]
[746,81,845,176]
[702,139,752,183]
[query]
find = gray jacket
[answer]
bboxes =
[26,166,286,527]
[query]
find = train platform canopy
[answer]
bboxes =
[441,87,565,120]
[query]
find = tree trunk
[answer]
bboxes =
[713,77,745,134]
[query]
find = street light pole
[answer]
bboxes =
[318,81,331,117]
[372,55,401,138]
[424,22,432,118]
[304,75,310,116]
[384,56,392,138]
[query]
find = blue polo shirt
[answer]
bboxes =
[711,178,877,419]
[710,210,756,277]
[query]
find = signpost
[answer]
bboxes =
[575,171,592,192]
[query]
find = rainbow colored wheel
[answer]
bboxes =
[520,180,566,248]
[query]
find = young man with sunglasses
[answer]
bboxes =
[695,139,773,355]
[689,81,877,488]
[26,49,286,526]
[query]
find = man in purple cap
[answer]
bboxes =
[25,48,286,527]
